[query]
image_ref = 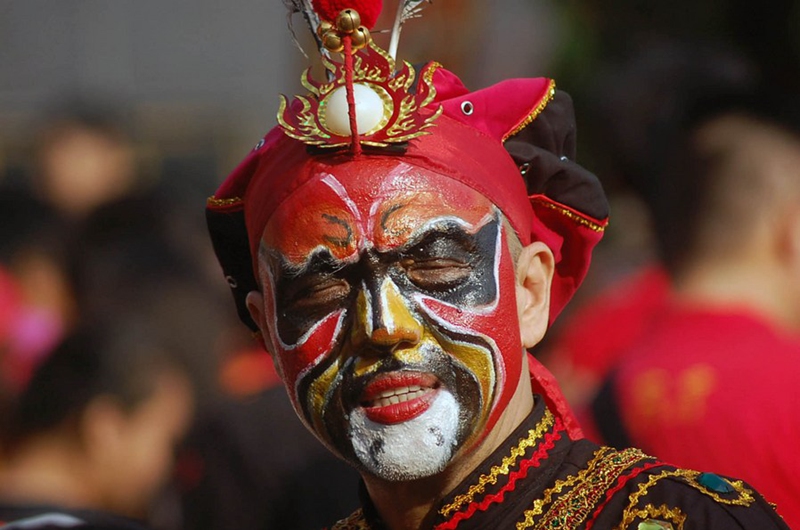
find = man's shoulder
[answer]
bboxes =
[570,446,790,530]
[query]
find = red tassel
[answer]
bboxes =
[312,0,383,28]
[343,35,362,157]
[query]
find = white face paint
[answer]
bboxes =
[349,390,461,481]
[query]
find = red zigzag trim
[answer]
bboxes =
[434,419,566,530]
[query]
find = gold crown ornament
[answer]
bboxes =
[281,0,435,154]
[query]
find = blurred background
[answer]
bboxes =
[1,1,799,529]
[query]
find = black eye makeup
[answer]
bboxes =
[399,229,477,292]
[275,251,355,343]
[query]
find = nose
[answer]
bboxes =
[350,277,422,355]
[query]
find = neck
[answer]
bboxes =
[362,366,534,530]
[674,256,799,333]
[0,435,101,509]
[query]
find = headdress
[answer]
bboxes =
[206,0,608,438]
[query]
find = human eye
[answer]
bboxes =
[403,257,471,291]
[399,230,475,292]
[283,275,351,315]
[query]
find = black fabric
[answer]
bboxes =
[205,208,259,332]
[0,505,150,530]
[337,395,789,530]
[505,91,609,220]
[590,371,635,450]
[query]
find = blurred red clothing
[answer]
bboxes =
[592,305,800,528]
[543,265,670,408]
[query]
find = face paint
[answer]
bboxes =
[257,159,525,480]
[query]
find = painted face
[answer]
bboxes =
[256,159,525,481]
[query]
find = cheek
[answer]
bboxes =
[271,310,345,411]
[416,241,523,431]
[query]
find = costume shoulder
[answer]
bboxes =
[0,508,151,530]
[581,449,790,530]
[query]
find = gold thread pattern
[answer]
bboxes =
[330,509,371,530]
[439,409,556,517]
[531,197,607,233]
[617,469,755,530]
[502,79,557,142]
[207,195,243,207]
[530,447,649,530]
[516,446,650,529]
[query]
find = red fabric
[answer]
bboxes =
[0,266,21,342]
[312,0,383,28]
[213,70,605,326]
[545,265,670,402]
[609,305,800,528]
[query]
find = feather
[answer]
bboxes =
[388,0,433,60]
[283,0,328,60]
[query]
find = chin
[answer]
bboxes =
[347,390,466,481]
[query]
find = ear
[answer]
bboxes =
[515,241,554,349]
[246,290,273,353]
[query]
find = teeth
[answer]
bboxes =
[370,385,429,408]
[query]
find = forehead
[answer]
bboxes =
[263,160,495,264]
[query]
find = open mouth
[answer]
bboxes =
[360,372,440,425]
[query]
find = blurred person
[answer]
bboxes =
[0,319,194,530]
[0,188,74,393]
[539,41,758,412]
[31,100,138,221]
[589,93,800,526]
[204,2,787,528]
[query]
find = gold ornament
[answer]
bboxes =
[322,31,344,53]
[317,20,334,38]
[350,27,371,50]
[336,9,361,34]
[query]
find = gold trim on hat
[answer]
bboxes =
[207,195,244,208]
[502,79,557,142]
[532,197,607,233]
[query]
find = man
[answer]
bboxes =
[205,3,789,528]
[589,94,800,527]
[0,322,193,530]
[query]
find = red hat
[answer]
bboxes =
[207,60,607,331]
[206,5,608,438]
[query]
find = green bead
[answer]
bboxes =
[638,520,673,530]
[698,472,735,493]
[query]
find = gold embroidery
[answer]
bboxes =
[516,447,649,530]
[627,504,686,530]
[503,79,557,142]
[207,195,243,208]
[331,508,371,530]
[617,469,755,530]
[534,447,648,530]
[439,409,555,517]
[516,447,611,528]
[531,198,607,232]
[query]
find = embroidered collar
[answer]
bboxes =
[337,396,570,530]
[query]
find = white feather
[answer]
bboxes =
[388,0,433,60]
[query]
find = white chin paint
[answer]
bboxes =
[349,390,461,481]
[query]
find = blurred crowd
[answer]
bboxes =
[1,1,800,529]
[0,99,359,529]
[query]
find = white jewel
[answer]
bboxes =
[325,83,386,136]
